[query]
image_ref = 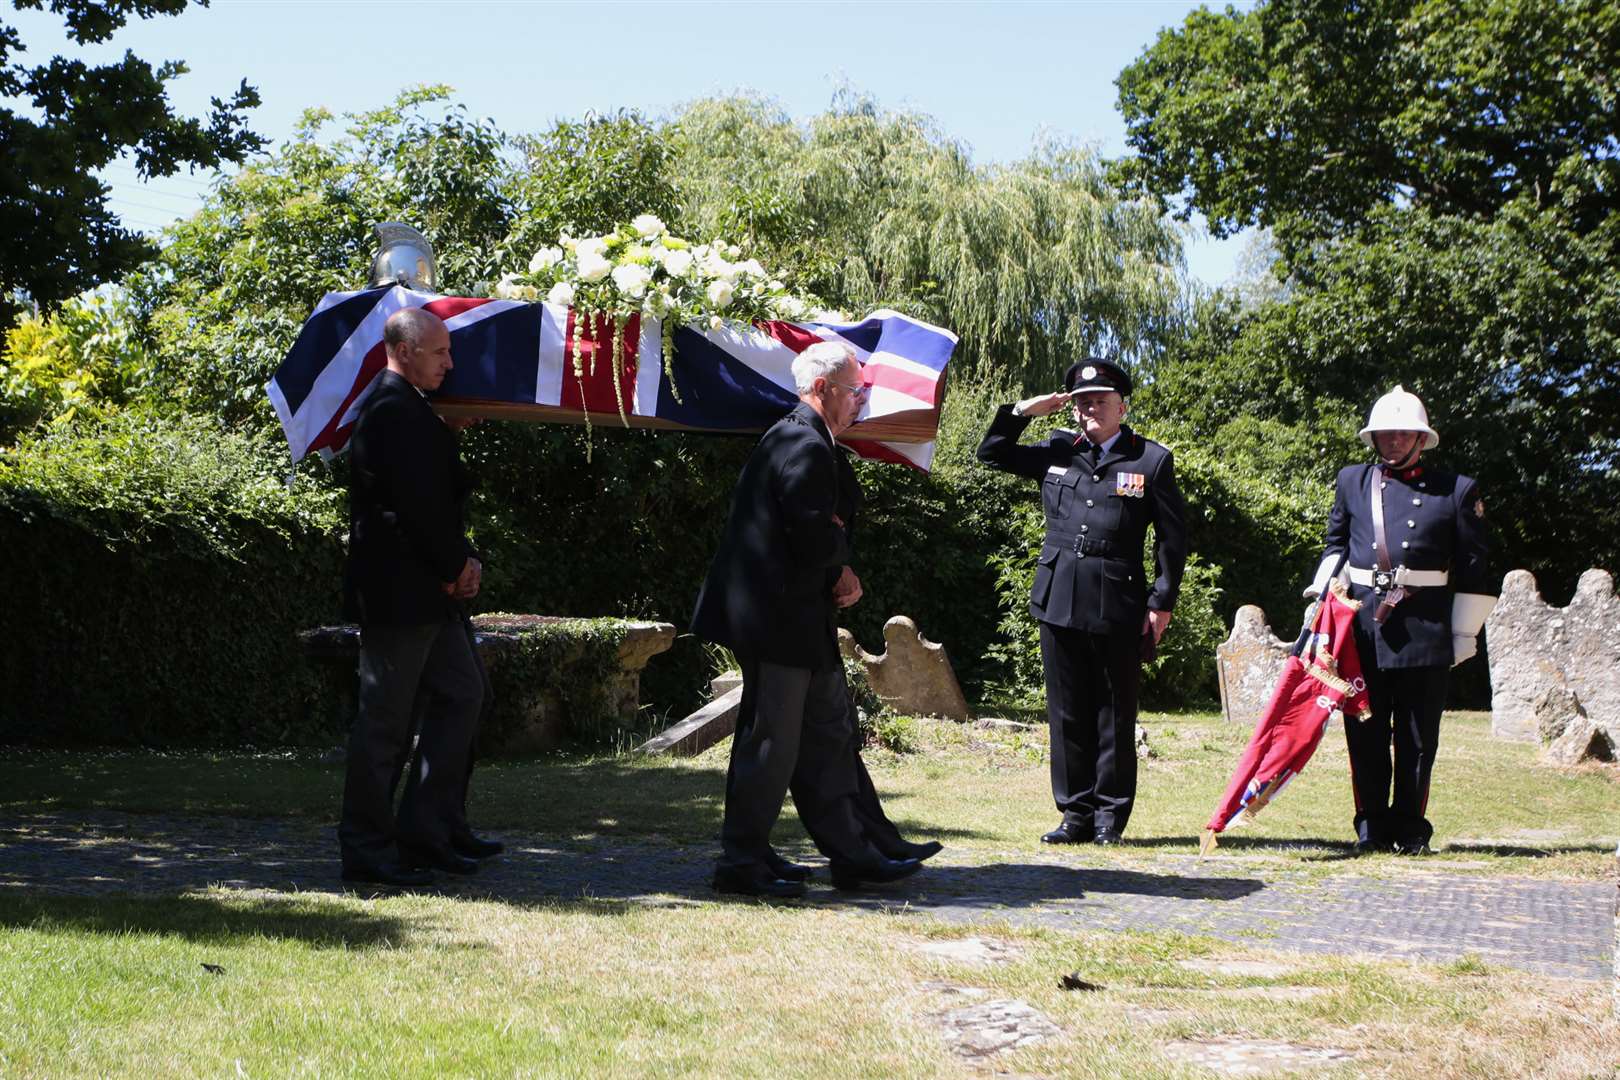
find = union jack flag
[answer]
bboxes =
[267,285,957,471]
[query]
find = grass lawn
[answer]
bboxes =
[4,711,1615,877]
[2,711,1616,1077]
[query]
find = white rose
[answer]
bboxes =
[529,247,563,272]
[576,236,609,260]
[660,248,694,277]
[494,273,522,300]
[577,251,612,282]
[520,284,540,302]
[767,280,785,292]
[709,315,725,330]
[736,258,766,278]
[547,280,576,306]
[779,296,808,320]
[699,249,731,279]
[612,263,652,298]
[707,279,735,308]
[726,244,742,258]
[631,213,665,238]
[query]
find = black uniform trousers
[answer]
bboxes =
[339,614,484,869]
[719,655,876,876]
[1344,658,1449,848]
[394,612,493,845]
[1039,620,1140,835]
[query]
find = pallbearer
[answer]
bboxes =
[977,359,1188,846]
[1303,386,1493,854]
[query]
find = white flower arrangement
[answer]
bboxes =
[493,216,832,434]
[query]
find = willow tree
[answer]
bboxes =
[669,94,1184,391]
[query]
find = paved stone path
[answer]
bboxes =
[1,811,1611,983]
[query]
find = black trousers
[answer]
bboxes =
[395,613,493,843]
[789,662,902,863]
[719,658,877,874]
[1038,621,1141,836]
[339,616,484,868]
[1344,661,1448,847]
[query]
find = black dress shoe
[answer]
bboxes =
[828,856,922,891]
[451,833,505,860]
[1041,822,1090,845]
[713,866,807,899]
[1093,828,1124,846]
[874,837,944,863]
[341,860,434,888]
[765,849,813,882]
[1353,838,1391,855]
[1392,839,1432,856]
[400,845,479,877]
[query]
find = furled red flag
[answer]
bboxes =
[266,285,956,471]
[1200,583,1371,854]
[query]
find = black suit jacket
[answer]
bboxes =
[978,406,1188,634]
[691,403,851,668]
[1323,462,1490,668]
[344,370,477,626]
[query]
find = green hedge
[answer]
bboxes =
[0,411,348,746]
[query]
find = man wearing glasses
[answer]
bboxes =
[977,359,1188,847]
[692,341,924,896]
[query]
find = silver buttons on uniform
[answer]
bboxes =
[1092,474,1100,482]
[1407,519,1415,527]
[1080,525,1089,533]
[1401,541,1410,549]
[1085,499,1094,507]
[1412,498,1421,506]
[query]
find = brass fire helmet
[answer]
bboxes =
[368,222,437,290]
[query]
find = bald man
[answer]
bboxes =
[338,308,486,887]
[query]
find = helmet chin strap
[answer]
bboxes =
[1380,440,1422,471]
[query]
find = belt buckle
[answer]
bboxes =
[1372,569,1394,593]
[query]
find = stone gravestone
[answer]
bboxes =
[1487,569,1620,761]
[839,616,972,721]
[1215,606,1294,727]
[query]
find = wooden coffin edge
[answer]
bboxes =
[432,397,942,444]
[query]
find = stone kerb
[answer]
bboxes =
[1487,569,1620,750]
[839,617,972,721]
[1216,606,1294,726]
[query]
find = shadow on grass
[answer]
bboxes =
[0,891,418,949]
[0,749,1002,848]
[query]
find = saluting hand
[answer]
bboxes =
[1013,391,1072,417]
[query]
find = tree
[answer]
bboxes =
[0,0,263,320]
[1116,0,1620,606]
[1116,0,1620,254]
[669,93,1185,390]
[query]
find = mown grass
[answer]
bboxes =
[3,711,1615,878]
[1,889,1615,1078]
[2,711,1617,1077]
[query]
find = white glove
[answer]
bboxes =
[1302,553,1344,600]
[1450,593,1495,668]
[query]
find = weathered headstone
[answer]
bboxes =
[839,617,971,721]
[1216,606,1294,725]
[1487,569,1620,748]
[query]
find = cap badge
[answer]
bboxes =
[1081,365,1097,380]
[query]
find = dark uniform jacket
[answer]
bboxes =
[691,403,851,668]
[1323,463,1489,668]
[977,406,1188,633]
[344,370,477,626]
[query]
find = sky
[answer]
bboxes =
[12,0,1250,287]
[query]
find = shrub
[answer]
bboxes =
[0,410,347,746]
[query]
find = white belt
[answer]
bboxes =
[1346,565,1449,588]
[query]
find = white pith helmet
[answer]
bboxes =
[1359,385,1439,450]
